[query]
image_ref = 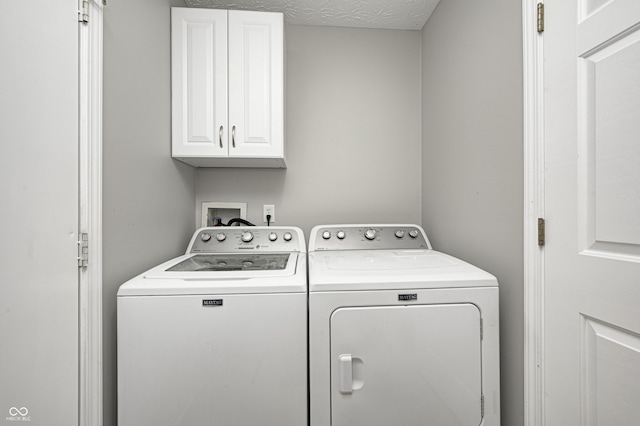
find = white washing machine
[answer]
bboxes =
[308,224,500,426]
[117,226,307,426]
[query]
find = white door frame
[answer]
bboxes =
[523,1,545,425]
[79,1,103,425]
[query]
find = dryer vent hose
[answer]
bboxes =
[210,217,256,227]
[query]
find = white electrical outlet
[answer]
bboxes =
[263,204,275,224]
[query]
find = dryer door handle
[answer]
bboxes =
[338,354,353,394]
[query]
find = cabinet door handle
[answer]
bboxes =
[219,126,223,148]
[232,125,236,148]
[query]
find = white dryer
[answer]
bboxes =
[117,226,307,426]
[308,224,500,426]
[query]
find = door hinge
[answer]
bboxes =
[538,218,545,246]
[78,0,89,23]
[481,394,485,417]
[537,3,545,33]
[78,233,89,267]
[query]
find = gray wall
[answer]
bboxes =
[421,1,524,425]
[103,3,524,425]
[196,25,423,235]
[103,0,196,425]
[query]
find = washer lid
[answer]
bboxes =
[166,253,291,272]
[309,249,497,291]
[118,252,307,296]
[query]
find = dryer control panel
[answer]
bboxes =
[309,224,432,251]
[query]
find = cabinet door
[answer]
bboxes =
[172,8,228,158]
[330,304,483,426]
[228,11,284,160]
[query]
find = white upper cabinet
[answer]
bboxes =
[228,11,284,164]
[171,8,285,168]
[172,8,228,160]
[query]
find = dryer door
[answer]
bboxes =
[330,303,482,426]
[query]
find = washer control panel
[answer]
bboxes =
[310,224,431,251]
[188,227,303,253]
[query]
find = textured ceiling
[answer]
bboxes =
[184,0,441,30]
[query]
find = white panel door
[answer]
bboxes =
[330,304,482,426]
[545,0,640,423]
[0,1,79,424]
[172,8,228,158]
[228,10,284,159]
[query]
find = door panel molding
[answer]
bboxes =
[577,24,640,262]
[581,315,640,426]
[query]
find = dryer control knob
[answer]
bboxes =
[322,231,331,240]
[215,233,226,242]
[336,230,346,240]
[409,230,419,238]
[201,233,211,242]
[395,230,405,239]
[269,232,278,242]
[283,232,293,242]
[364,229,377,240]
[241,231,254,243]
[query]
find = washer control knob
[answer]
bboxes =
[336,230,346,240]
[215,233,226,242]
[241,231,254,243]
[269,232,278,242]
[322,231,331,240]
[395,230,405,239]
[364,229,377,240]
[201,233,211,242]
[283,232,293,242]
[409,229,419,239]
